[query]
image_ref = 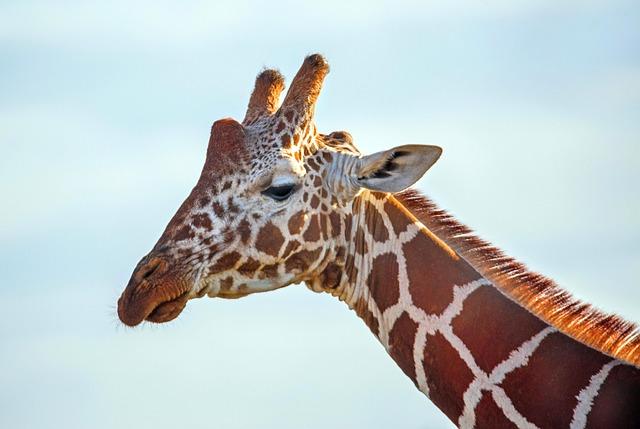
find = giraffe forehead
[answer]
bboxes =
[200,116,299,179]
[247,112,315,153]
[216,108,351,184]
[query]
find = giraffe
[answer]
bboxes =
[117,54,640,428]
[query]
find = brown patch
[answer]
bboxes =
[212,202,224,218]
[255,222,285,256]
[385,199,411,236]
[221,226,234,243]
[192,213,212,230]
[281,134,291,148]
[345,254,358,285]
[198,196,210,208]
[365,201,389,242]
[404,231,479,315]
[275,121,285,133]
[474,391,517,428]
[220,276,234,291]
[424,332,475,423]
[501,332,611,429]
[177,248,191,258]
[307,158,319,171]
[388,312,419,382]
[288,211,306,235]
[343,213,353,240]
[321,151,333,163]
[452,285,547,373]
[221,181,232,191]
[329,212,341,237]
[211,251,241,273]
[369,191,387,201]
[293,134,300,145]
[284,110,294,123]
[313,175,322,187]
[352,197,363,215]
[238,258,260,274]
[587,363,640,428]
[394,190,640,367]
[354,297,379,337]
[303,215,321,242]
[354,226,368,255]
[238,219,252,244]
[367,253,400,312]
[262,264,279,278]
[282,240,301,257]
[310,195,320,209]
[285,248,322,273]
[173,225,194,241]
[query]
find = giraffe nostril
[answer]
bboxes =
[136,258,163,283]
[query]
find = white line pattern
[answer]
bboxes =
[342,194,628,429]
[569,360,619,429]
[458,326,555,428]
[351,196,549,428]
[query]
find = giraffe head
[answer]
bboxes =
[117,54,441,326]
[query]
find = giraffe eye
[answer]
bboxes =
[262,184,297,201]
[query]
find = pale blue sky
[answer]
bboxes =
[1,1,639,428]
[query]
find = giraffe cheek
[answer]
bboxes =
[255,222,285,256]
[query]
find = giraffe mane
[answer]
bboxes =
[395,189,640,367]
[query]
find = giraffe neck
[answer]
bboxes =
[309,191,640,429]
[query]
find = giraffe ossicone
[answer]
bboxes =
[117,55,640,428]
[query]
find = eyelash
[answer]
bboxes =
[262,184,297,201]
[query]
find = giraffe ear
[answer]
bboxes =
[355,145,442,193]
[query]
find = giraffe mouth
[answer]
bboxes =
[118,287,191,326]
[144,290,190,324]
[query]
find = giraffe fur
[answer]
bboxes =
[117,55,640,428]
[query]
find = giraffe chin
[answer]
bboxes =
[216,290,252,299]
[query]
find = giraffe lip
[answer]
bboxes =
[145,291,190,324]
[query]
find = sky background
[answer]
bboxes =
[1,1,639,428]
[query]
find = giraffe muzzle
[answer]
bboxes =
[117,256,192,326]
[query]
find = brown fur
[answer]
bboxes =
[243,69,285,124]
[395,189,640,367]
[279,54,329,128]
